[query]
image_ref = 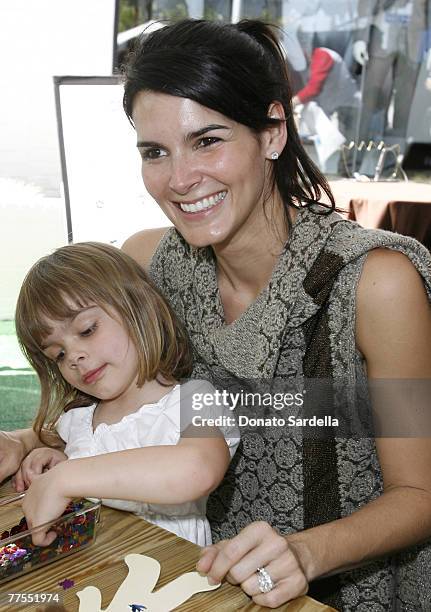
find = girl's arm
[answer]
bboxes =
[197,249,431,608]
[22,434,231,546]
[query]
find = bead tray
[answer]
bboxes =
[0,495,101,584]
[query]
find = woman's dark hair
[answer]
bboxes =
[123,19,335,216]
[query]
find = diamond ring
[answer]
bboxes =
[256,566,275,593]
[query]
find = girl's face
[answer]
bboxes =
[41,304,140,404]
[132,92,284,250]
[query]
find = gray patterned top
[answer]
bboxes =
[150,206,431,611]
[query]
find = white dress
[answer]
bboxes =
[56,380,240,546]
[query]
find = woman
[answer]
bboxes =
[2,19,431,610]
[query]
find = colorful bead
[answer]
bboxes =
[0,499,99,582]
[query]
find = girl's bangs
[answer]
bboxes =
[22,286,98,348]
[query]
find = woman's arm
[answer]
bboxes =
[197,249,431,608]
[22,434,231,545]
[0,428,44,482]
[290,250,431,578]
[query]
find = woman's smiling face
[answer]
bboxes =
[132,92,279,249]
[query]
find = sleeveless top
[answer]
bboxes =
[150,206,431,611]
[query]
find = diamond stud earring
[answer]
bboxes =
[270,152,279,160]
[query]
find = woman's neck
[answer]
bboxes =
[214,200,294,297]
[214,200,296,323]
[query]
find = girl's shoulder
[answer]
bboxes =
[160,379,218,417]
[158,379,219,432]
[180,378,217,396]
[56,404,96,442]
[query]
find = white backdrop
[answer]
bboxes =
[57,77,170,245]
[0,0,116,194]
[0,0,117,319]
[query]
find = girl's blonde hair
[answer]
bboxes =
[15,242,193,445]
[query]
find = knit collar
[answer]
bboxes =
[186,206,344,378]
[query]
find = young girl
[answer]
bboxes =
[14,241,239,547]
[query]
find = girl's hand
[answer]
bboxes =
[21,464,72,546]
[196,521,308,608]
[13,448,68,491]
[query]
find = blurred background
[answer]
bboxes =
[1,0,430,429]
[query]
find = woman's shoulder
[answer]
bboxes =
[121,227,171,270]
[357,248,430,314]
[357,247,430,312]
[356,248,431,375]
[327,215,429,260]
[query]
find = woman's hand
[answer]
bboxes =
[196,521,308,608]
[0,428,49,484]
[0,431,28,482]
[22,463,72,546]
[13,448,68,491]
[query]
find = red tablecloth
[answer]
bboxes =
[329,180,431,249]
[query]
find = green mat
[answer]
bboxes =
[0,320,39,431]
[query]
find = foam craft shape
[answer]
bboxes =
[77,553,221,611]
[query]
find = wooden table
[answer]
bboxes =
[329,180,431,249]
[0,485,336,612]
